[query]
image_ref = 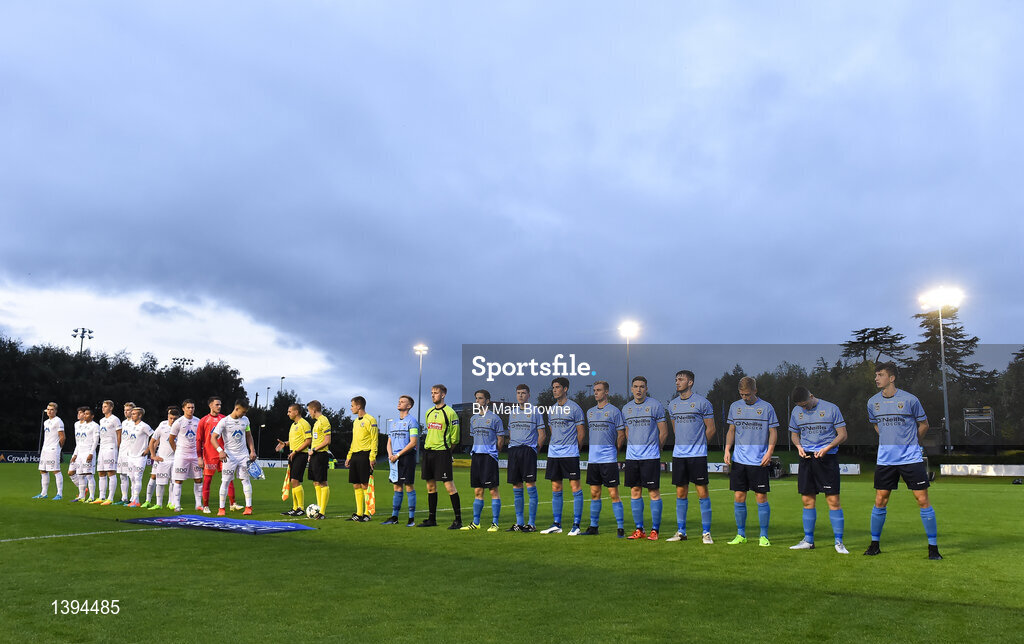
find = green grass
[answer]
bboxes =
[1,463,1021,643]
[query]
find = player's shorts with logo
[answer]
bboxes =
[172,454,202,480]
[874,461,930,491]
[116,450,130,475]
[288,451,308,483]
[38,447,61,472]
[729,462,770,493]
[586,462,620,487]
[672,456,709,486]
[391,451,415,485]
[545,456,581,481]
[98,446,118,472]
[348,450,372,485]
[204,457,223,475]
[421,448,453,482]
[221,457,251,481]
[72,452,95,474]
[129,455,149,477]
[153,459,173,482]
[797,453,841,495]
[470,453,499,488]
[506,445,538,484]
[624,458,661,490]
[308,451,329,484]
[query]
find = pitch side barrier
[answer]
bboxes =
[940,464,1024,477]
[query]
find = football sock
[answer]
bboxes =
[573,490,584,526]
[699,497,712,533]
[241,479,253,506]
[193,482,202,506]
[552,490,563,525]
[589,498,602,527]
[355,488,365,515]
[491,498,501,524]
[98,476,107,500]
[155,483,165,506]
[228,481,236,505]
[392,490,404,516]
[734,501,747,537]
[513,487,525,525]
[527,486,538,525]
[630,497,644,530]
[803,508,816,543]
[920,507,938,545]
[120,474,130,501]
[757,502,770,538]
[218,478,230,508]
[40,472,49,495]
[170,482,180,507]
[829,508,844,541]
[407,490,416,519]
[319,486,329,513]
[651,498,663,531]
[870,506,887,541]
[677,498,688,533]
[450,492,462,522]
[473,498,484,525]
[201,474,213,506]
[146,478,155,503]
[107,476,117,502]
[612,500,625,529]
[293,485,304,509]
[428,492,438,520]
[55,473,63,495]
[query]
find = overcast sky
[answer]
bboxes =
[2,2,1022,416]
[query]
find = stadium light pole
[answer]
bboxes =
[619,321,640,395]
[172,357,194,369]
[71,327,94,354]
[918,286,965,455]
[266,386,271,410]
[279,376,286,393]
[414,343,429,460]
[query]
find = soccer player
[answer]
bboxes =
[865,362,942,560]
[584,380,626,537]
[198,396,235,513]
[146,407,180,510]
[723,377,778,547]
[94,400,121,505]
[307,400,331,519]
[540,377,585,536]
[416,384,462,529]
[277,403,312,517]
[212,398,257,515]
[115,402,135,504]
[788,386,849,553]
[665,370,716,544]
[346,396,377,522]
[69,406,99,502]
[462,390,507,531]
[34,402,65,499]
[126,407,154,507]
[622,376,668,541]
[169,399,203,512]
[382,395,419,526]
[506,384,546,532]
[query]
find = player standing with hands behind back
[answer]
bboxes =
[346,396,378,522]
[306,400,331,520]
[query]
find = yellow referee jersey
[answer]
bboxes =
[289,417,312,452]
[311,415,331,452]
[347,413,378,462]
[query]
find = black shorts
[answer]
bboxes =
[289,451,309,483]
[586,462,620,487]
[507,445,538,485]
[470,453,500,489]
[348,450,371,485]
[729,462,770,493]
[308,451,329,484]
[797,453,841,496]
[421,448,453,482]
[394,451,416,485]
[624,458,661,490]
[545,456,581,481]
[874,461,930,491]
[672,456,709,487]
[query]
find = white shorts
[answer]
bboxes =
[116,451,130,474]
[98,446,118,472]
[39,447,61,472]
[130,455,149,476]
[153,459,173,482]
[172,455,202,481]
[221,457,251,481]
[70,452,95,474]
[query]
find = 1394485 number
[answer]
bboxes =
[52,599,119,615]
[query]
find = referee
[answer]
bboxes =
[346,396,378,522]
[306,400,331,519]
[277,403,312,517]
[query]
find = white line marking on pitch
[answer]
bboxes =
[0,527,173,544]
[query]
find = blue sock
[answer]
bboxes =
[612,500,625,529]
[829,508,844,541]
[870,506,887,541]
[572,490,584,527]
[392,490,403,516]
[590,498,602,527]
[920,507,938,545]
[802,508,816,543]
[472,498,484,525]
[699,497,712,533]
[677,498,688,533]
[734,501,747,536]
[651,498,663,531]
[527,486,538,526]
[407,490,416,519]
[757,502,770,538]
[552,490,563,525]
[630,497,645,530]
[513,487,525,525]
[491,498,501,525]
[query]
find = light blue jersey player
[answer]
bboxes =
[665,370,716,544]
[383,395,420,526]
[621,376,668,540]
[724,377,778,547]
[506,384,546,531]
[463,390,507,530]
[583,380,626,536]
[864,362,940,560]
[541,377,585,535]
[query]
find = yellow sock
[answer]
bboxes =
[321,486,330,513]
[355,488,364,515]
[294,485,304,510]
[315,485,323,508]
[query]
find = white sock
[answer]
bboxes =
[219,478,229,508]
[242,479,253,506]
[193,482,203,508]
[55,473,63,495]
[131,472,143,503]
[155,483,166,506]
[86,475,95,499]
[145,478,155,503]
[40,472,49,495]
[120,474,130,500]
[170,482,181,508]
[107,476,117,502]
[98,476,107,500]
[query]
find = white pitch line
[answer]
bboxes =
[0,527,173,544]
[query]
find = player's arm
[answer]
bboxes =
[536,423,547,451]
[704,417,716,442]
[149,436,160,461]
[816,425,847,459]
[211,427,227,461]
[168,421,178,451]
[58,430,65,447]
[245,428,257,460]
[657,419,669,450]
[917,419,929,440]
[723,424,736,465]
[386,435,394,460]
[368,418,378,465]
[616,428,626,451]
[791,427,807,458]
[86,430,95,462]
[575,423,585,451]
[761,426,778,466]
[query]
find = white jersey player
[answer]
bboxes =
[69,407,99,502]
[115,402,135,504]
[34,402,66,499]
[211,399,256,515]
[126,407,154,507]
[169,399,202,512]
[95,400,122,505]
[146,408,179,510]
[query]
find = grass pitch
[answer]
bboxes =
[1,461,1021,643]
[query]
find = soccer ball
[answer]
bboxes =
[305,504,320,518]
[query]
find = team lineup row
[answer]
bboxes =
[31,362,941,559]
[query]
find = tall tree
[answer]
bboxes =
[910,307,994,386]
[841,326,910,363]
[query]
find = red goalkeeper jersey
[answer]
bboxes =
[196,413,226,464]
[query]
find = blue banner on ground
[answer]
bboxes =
[121,515,315,534]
